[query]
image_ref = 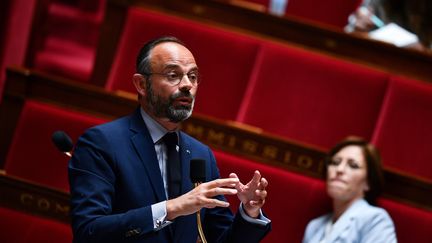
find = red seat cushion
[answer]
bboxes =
[237,42,389,149]
[0,207,72,242]
[30,1,105,82]
[4,100,107,191]
[106,7,260,120]
[34,37,95,82]
[372,76,432,180]
[214,150,331,243]
[378,199,432,243]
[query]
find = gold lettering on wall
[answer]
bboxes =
[242,140,258,153]
[183,119,327,177]
[55,204,70,215]
[283,151,292,164]
[19,193,70,216]
[227,135,236,148]
[20,193,33,205]
[297,155,313,169]
[38,198,50,211]
[207,129,225,145]
[262,145,278,160]
[184,124,204,139]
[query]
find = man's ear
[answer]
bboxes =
[132,73,146,96]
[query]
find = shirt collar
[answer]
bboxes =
[140,108,178,144]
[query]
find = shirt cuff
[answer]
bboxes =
[239,203,271,226]
[151,200,172,231]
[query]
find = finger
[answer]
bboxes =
[255,189,267,199]
[204,198,230,208]
[229,173,245,191]
[251,170,261,184]
[205,178,239,189]
[258,177,268,190]
[207,187,238,197]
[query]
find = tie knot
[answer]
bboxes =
[163,132,178,147]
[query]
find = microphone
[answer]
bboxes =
[190,159,207,243]
[190,159,206,184]
[51,130,74,157]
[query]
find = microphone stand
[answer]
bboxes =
[190,159,207,243]
[195,182,207,243]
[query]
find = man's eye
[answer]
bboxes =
[188,73,198,81]
[166,72,180,80]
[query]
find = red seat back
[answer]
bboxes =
[378,199,432,243]
[4,100,107,191]
[237,42,389,149]
[372,76,432,180]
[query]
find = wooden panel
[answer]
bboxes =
[0,173,70,223]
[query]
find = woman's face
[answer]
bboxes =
[326,145,369,203]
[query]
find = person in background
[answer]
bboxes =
[303,137,397,243]
[68,36,271,242]
[346,0,432,51]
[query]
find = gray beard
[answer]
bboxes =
[145,81,194,123]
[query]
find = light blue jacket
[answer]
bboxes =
[303,199,397,243]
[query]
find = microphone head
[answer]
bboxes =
[52,130,74,153]
[190,159,206,183]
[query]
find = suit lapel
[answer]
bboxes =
[179,132,193,194]
[129,109,166,202]
[173,132,195,241]
[328,199,366,242]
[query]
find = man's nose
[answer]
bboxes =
[178,74,193,90]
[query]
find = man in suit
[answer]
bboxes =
[68,36,271,242]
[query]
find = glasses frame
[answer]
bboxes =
[143,71,200,86]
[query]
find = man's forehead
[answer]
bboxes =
[150,42,197,68]
[152,42,193,57]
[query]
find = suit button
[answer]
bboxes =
[125,228,142,237]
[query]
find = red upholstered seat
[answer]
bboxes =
[106,7,260,120]
[31,0,105,82]
[0,207,72,242]
[214,150,331,243]
[372,76,432,180]
[4,100,107,191]
[237,42,389,149]
[378,199,432,243]
[0,0,37,98]
[34,36,95,82]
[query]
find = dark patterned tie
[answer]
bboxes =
[162,132,181,199]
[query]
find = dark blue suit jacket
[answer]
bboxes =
[69,108,270,242]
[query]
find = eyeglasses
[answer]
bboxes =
[144,71,200,86]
